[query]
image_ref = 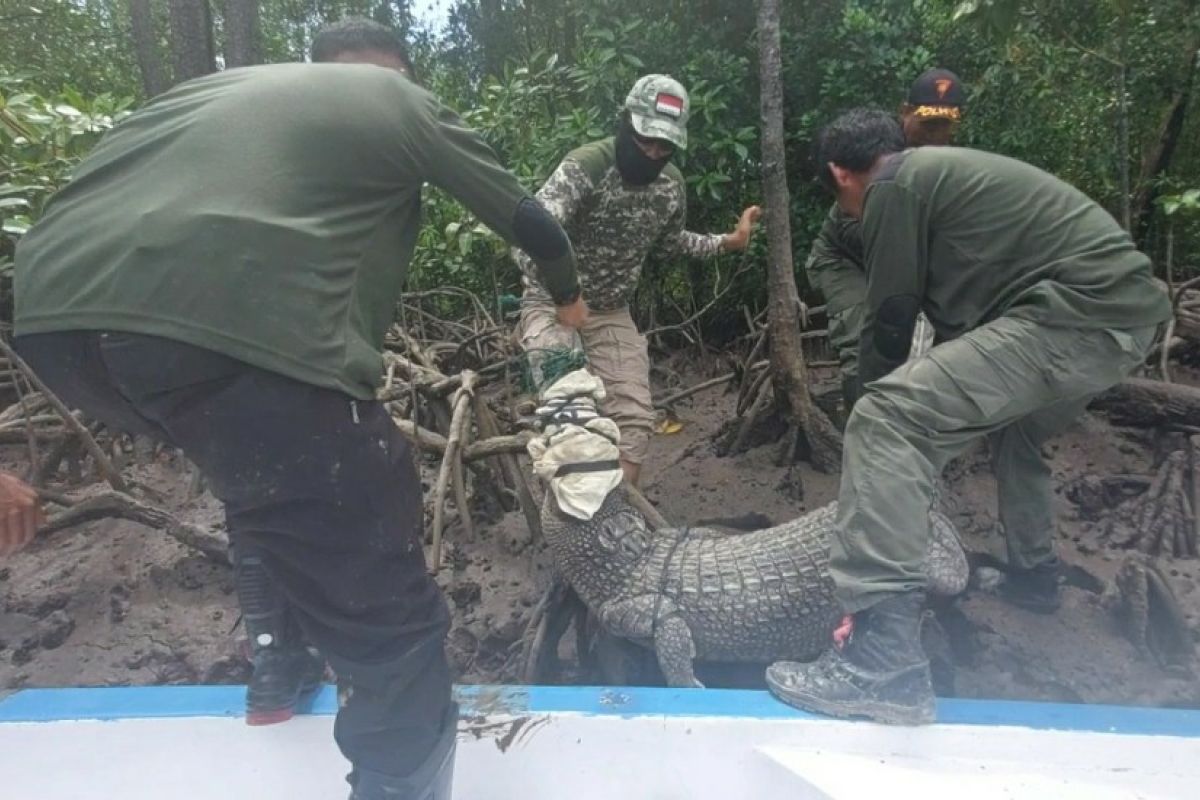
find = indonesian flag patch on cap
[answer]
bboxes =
[655,93,684,118]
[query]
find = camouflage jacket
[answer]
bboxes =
[515,137,724,311]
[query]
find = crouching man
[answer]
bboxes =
[767,109,1169,725]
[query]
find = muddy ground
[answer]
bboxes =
[2,357,1198,709]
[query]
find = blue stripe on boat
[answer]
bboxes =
[1,684,1198,738]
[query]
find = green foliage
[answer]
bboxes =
[1161,190,1200,218]
[1,0,1198,340]
[0,1,141,98]
[0,74,133,275]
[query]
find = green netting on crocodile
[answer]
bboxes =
[516,346,589,395]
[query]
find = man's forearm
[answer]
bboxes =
[512,196,580,304]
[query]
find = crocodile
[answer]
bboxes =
[539,487,969,688]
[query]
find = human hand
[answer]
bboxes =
[0,471,45,558]
[555,295,590,329]
[721,205,762,252]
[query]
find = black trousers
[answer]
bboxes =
[16,331,452,778]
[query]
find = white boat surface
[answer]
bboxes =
[1,683,1197,799]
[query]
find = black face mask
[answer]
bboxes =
[615,119,671,185]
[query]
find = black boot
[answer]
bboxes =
[244,638,326,725]
[999,556,1062,614]
[348,703,457,800]
[766,591,935,725]
[234,547,326,726]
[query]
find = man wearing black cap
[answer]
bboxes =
[804,68,965,411]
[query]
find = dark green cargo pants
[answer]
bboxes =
[830,316,1158,613]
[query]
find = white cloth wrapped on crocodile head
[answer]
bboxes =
[526,369,624,520]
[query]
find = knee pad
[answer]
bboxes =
[874,294,921,361]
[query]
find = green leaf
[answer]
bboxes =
[952,1,980,22]
[2,218,31,236]
[0,197,30,210]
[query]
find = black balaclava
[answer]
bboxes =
[615,115,671,185]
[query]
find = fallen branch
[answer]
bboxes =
[41,491,229,563]
[654,373,735,409]
[1090,378,1200,429]
[623,483,670,530]
[390,416,535,462]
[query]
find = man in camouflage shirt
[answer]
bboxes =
[805,68,966,410]
[515,74,760,485]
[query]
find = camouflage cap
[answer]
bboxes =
[624,74,689,150]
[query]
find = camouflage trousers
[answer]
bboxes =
[516,299,654,464]
[830,317,1158,613]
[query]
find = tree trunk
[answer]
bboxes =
[479,0,504,78]
[1117,61,1131,232]
[755,0,842,472]
[168,0,216,85]
[129,0,170,97]
[222,0,261,68]
[1132,31,1200,246]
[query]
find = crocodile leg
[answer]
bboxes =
[596,596,703,688]
[652,612,704,689]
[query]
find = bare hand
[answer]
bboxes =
[0,471,45,558]
[556,295,590,329]
[722,205,762,252]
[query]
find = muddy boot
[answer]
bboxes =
[999,556,1062,614]
[235,547,325,726]
[348,704,457,800]
[765,591,935,725]
[244,638,326,725]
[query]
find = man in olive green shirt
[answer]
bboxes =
[767,108,1169,726]
[805,68,966,410]
[13,19,584,800]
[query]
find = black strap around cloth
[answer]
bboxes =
[554,459,623,477]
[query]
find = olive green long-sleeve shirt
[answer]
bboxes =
[858,147,1170,389]
[805,204,866,318]
[15,63,578,399]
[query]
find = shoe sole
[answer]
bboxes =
[765,675,935,726]
[245,678,323,726]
